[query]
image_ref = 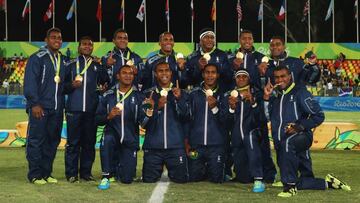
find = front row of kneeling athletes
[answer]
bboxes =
[96,61,351,197]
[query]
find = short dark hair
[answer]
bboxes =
[154,60,171,72]
[113,28,127,39]
[270,36,285,45]
[116,65,132,74]
[203,63,219,73]
[46,27,61,38]
[239,30,253,38]
[159,32,173,42]
[78,36,93,46]
[273,65,290,74]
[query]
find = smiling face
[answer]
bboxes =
[200,34,215,52]
[155,63,172,87]
[239,32,254,51]
[45,31,62,52]
[202,65,219,89]
[117,66,134,87]
[274,68,292,90]
[78,39,93,57]
[270,38,285,58]
[113,31,129,50]
[159,33,174,55]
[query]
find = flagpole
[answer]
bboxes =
[284,0,287,43]
[308,0,311,43]
[99,0,102,42]
[29,0,31,42]
[214,0,216,37]
[261,0,263,43]
[191,0,193,43]
[5,0,8,40]
[52,0,55,28]
[168,0,170,32]
[123,0,125,29]
[332,0,335,43]
[75,0,77,41]
[357,0,359,43]
[237,0,240,38]
[144,0,147,42]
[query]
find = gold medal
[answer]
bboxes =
[75,75,83,82]
[205,89,213,97]
[160,89,168,97]
[230,90,239,98]
[54,76,61,83]
[116,103,124,111]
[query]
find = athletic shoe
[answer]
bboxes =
[67,176,79,183]
[31,178,47,185]
[224,175,233,182]
[278,185,297,197]
[109,177,116,182]
[252,180,265,193]
[325,174,351,191]
[80,176,96,182]
[45,176,58,184]
[98,178,110,190]
[272,181,283,187]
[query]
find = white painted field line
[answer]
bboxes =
[148,171,170,203]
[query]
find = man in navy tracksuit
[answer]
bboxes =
[24,28,66,184]
[228,30,277,183]
[186,28,232,92]
[63,36,109,183]
[96,65,146,190]
[141,32,188,90]
[188,63,225,183]
[263,65,351,197]
[221,69,265,192]
[262,36,320,88]
[102,29,144,90]
[142,61,190,183]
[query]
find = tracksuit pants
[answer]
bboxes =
[26,108,63,181]
[65,111,97,179]
[188,145,225,183]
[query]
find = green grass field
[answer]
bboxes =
[0,109,359,202]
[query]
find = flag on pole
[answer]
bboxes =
[191,0,194,20]
[277,0,285,21]
[211,0,216,21]
[43,0,54,22]
[118,0,124,21]
[355,0,358,20]
[325,0,334,21]
[96,0,102,21]
[136,0,145,22]
[165,0,169,21]
[66,0,76,20]
[258,1,263,21]
[22,0,30,19]
[236,0,242,21]
[301,0,309,22]
[0,0,5,11]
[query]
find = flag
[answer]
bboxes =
[118,0,124,21]
[325,0,334,21]
[191,0,194,20]
[43,0,54,22]
[96,0,102,22]
[211,0,216,21]
[277,0,285,21]
[258,1,263,21]
[22,0,30,19]
[301,0,309,22]
[136,0,145,22]
[0,0,5,11]
[165,0,169,21]
[355,0,358,20]
[66,0,76,20]
[236,0,242,21]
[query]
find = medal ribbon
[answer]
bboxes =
[116,87,133,103]
[49,52,61,77]
[76,56,93,76]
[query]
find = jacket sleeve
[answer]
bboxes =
[219,94,235,130]
[63,63,75,94]
[97,64,110,86]
[24,55,41,107]
[175,90,191,121]
[95,96,109,126]
[296,90,325,130]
